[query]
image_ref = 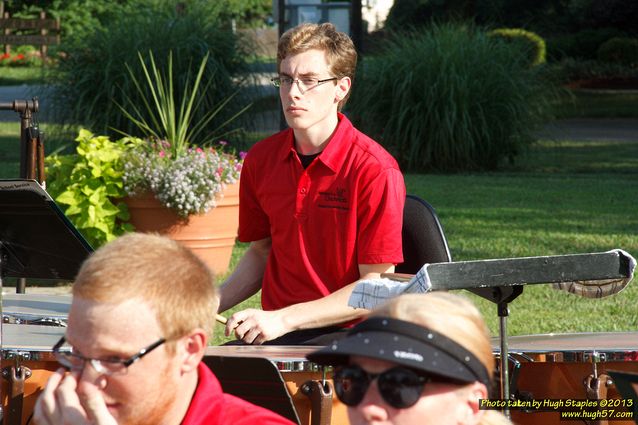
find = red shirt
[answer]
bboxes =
[181,363,295,425]
[239,114,405,311]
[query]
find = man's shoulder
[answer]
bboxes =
[348,125,400,171]
[184,364,294,425]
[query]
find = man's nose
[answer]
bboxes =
[289,79,305,96]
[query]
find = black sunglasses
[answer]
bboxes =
[333,365,432,409]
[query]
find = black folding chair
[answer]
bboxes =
[395,194,451,274]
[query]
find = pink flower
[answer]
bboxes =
[159,150,166,158]
[239,151,247,160]
[218,140,228,146]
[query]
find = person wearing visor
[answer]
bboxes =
[308,293,512,425]
[219,22,405,345]
[33,233,294,425]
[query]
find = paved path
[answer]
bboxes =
[540,118,638,142]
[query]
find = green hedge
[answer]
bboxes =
[347,24,556,172]
[597,37,638,67]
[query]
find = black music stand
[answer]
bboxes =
[0,179,93,293]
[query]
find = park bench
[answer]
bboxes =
[0,1,60,62]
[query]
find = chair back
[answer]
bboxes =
[395,195,452,274]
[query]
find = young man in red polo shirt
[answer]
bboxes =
[219,22,405,345]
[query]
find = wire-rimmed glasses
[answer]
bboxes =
[271,76,338,93]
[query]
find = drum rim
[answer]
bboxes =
[494,331,638,363]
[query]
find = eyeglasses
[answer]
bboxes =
[52,336,167,376]
[333,365,432,409]
[271,76,338,93]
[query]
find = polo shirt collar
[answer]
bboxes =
[278,113,354,173]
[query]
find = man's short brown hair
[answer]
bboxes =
[73,233,218,341]
[277,22,357,110]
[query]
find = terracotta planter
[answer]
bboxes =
[123,183,239,275]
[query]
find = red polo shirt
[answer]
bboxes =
[181,363,295,425]
[239,114,405,312]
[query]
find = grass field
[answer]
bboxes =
[0,66,47,85]
[1,100,636,346]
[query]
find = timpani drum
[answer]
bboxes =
[1,323,66,425]
[204,346,347,425]
[3,293,71,327]
[501,332,638,425]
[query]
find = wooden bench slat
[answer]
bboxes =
[0,34,59,45]
[0,18,60,30]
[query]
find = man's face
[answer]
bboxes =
[278,49,348,135]
[66,297,180,425]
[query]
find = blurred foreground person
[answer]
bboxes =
[308,292,512,425]
[33,233,294,425]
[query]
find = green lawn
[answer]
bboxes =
[0,122,78,178]
[0,66,47,85]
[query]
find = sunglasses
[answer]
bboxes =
[333,364,432,409]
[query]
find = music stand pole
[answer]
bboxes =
[498,301,510,418]
[0,242,4,423]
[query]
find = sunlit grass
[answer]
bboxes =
[0,66,47,85]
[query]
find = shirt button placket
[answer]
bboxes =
[295,174,310,220]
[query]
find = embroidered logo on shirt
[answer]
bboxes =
[318,187,349,210]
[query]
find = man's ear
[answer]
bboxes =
[179,329,207,373]
[335,76,351,103]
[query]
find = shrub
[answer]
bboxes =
[48,0,253,143]
[489,28,546,66]
[347,24,556,172]
[547,28,626,61]
[597,37,638,67]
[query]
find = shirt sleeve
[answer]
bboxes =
[356,167,406,265]
[237,150,271,242]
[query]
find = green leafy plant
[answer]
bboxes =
[597,37,638,67]
[348,23,556,172]
[117,51,247,217]
[48,0,253,139]
[45,129,141,247]
[118,51,246,157]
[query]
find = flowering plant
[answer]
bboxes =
[0,52,26,67]
[123,140,244,217]
[117,50,249,217]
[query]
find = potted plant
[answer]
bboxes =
[116,51,249,275]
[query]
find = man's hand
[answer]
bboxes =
[225,309,288,344]
[33,368,117,425]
